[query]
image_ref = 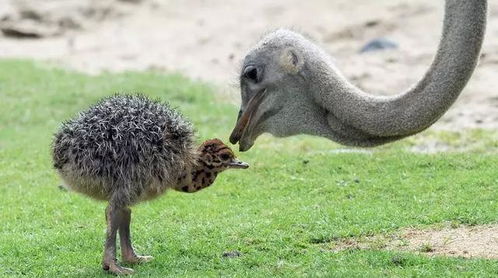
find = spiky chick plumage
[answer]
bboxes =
[52,94,196,206]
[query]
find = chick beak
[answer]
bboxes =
[226,158,249,169]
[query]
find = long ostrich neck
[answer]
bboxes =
[173,155,219,193]
[311,0,486,139]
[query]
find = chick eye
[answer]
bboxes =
[220,154,230,160]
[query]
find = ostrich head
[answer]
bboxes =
[230,30,323,151]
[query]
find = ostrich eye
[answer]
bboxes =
[243,65,260,83]
[220,153,230,160]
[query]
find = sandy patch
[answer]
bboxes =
[330,225,498,259]
[1,0,497,129]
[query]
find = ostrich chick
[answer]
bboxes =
[52,95,248,275]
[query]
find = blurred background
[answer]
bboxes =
[1,0,497,130]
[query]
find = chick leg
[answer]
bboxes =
[102,204,134,275]
[119,207,154,264]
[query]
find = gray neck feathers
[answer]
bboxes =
[310,0,486,142]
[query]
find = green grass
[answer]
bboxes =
[1,60,497,277]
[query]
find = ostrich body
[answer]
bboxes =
[230,0,487,151]
[52,95,248,275]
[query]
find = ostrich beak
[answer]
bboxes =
[229,89,267,147]
[227,158,249,169]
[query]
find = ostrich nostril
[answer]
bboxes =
[237,110,242,121]
[243,65,260,83]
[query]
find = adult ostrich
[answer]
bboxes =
[230,0,487,151]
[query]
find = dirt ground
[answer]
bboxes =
[1,0,497,129]
[332,224,498,259]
